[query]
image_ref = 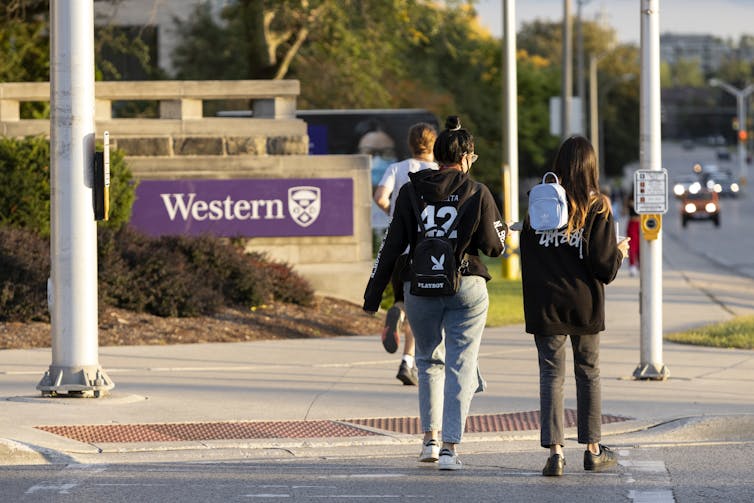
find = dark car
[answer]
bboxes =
[672,175,702,198]
[681,190,720,227]
[709,172,741,198]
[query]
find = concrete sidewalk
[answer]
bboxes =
[2,231,754,465]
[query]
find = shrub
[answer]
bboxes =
[0,136,50,236]
[3,224,315,321]
[0,136,135,237]
[0,226,50,322]
[97,227,314,318]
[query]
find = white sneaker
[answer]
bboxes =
[438,448,462,470]
[629,265,638,277]
[419,439,440,462]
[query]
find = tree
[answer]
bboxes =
[662,57,705,88]
[518,20,640,179]
[1,0,160,85]
[172,0,327,81]
[0,1,49,83]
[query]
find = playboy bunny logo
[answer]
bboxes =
[431,254,445,271]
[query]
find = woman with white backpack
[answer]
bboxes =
[519,135,630,477]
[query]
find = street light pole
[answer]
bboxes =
[709,78,754,184]
[37,0,113,397]
[634,0,668,380]
[589,54,600,174]
[501,0,520,279]
[561,0,573,138]
[576,0,590,135]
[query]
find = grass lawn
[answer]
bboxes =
[483,256,524,327]
[665,315,754,350]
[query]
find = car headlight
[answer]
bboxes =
[731,183,740,192]
[705,202,717,213]
[684,203,697,213]
[689,182,701,194]
[673,184,685,196]
[713,183,722,192]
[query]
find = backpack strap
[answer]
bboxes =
[407,184,432,235]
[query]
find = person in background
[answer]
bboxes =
[354,119,398,237]
[363,116,507,471]
[518,135,630,477]
[625,193,640,276]
[373,122,438,386]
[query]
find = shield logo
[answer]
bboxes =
[288,186,321,227]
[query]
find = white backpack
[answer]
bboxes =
[528,171,568,231]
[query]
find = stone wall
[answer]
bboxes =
[0,80,374,303]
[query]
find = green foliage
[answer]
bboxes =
[0,3,49,83]
[172,2,238,80]
[662,57,705,88]
[482,256,524,327]
[97,227,314,317]
[103,147,137,231]
[1,225,315,322]
[1,1,161,84]
[0,136,135,237]
[0,136,51,235]
[665,316,754,350]
[516,51,561,175]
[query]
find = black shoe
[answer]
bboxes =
[381,306,403,354]
[396,361,418,385]
[542,453,565,476]
[584,444,618,471]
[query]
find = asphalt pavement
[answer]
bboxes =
[1,222,754,470]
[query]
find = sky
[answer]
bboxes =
[475,0,754,44]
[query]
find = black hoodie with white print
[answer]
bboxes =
[363,168,507,312]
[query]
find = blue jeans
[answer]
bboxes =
[404,276,489,444]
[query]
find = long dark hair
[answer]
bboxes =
[552,135,610,236]
[433,115,474,167]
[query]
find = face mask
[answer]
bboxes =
[371,155,395,186]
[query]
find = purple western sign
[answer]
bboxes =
[130,178,353,237]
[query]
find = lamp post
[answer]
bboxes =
[576,0,591,134]
[561,0,573,138]
[589,52,633,180]
[709,78,754,184]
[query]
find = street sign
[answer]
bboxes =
[633,169,668,214]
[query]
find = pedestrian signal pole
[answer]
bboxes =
[37,0,113,397]
[501,0,520,279]
[634,0,669,380]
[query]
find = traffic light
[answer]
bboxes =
[739,129,748,142]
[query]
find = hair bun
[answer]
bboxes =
[445,115,462,131]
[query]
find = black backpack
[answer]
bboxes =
[407,184,479,297]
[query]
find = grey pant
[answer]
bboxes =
[534,334,602,448]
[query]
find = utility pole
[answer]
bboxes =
[634,0,669,380]
[709,78,753,185]
[589,54,600,171]
[576,0,590,135]
[561,0,573,138]
[37,0,113,397]
[502,0,520,279]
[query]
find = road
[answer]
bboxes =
[656,142,754,279]
[1,434,753,502]
[1,141,752,502]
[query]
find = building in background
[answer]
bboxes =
[660,33,729,75]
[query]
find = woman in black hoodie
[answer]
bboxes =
[520,135,630,476]
[363,116,506,470]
